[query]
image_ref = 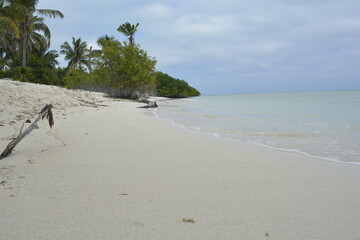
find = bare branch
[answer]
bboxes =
[0,104,54,160]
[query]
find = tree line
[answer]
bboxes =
[0,0,200,99]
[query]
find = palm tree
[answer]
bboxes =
[60,37,89,71]
[35,49,59,68]
[0,0,20,38]
[117,22,139,45]
[97,34,116,48]
[2,0,64,67]
[0,0,20,64]
[0,29,17,64]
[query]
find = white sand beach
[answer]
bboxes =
[0,80,359,240]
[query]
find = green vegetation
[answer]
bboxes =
[156,72,200,98]
[1,49,64,85]
[60,37,89,71]
[117,22,139,46]
[91,36,157,98]
[63,68,89,88]
[0,0,64,67]
[0,0,200,99]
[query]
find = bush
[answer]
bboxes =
[91,38,157,99]
[155,72,200,98]
[11,66,35,82]
[64,68,90,88]
[27,53,64,86]
[2,52,64,86]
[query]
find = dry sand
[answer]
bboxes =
[0,80,359,240]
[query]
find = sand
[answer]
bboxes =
[0,80,359,240]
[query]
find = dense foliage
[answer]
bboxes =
[63,68,89,88]
[91,37,157,98]
[156,72,200,98]
[1,1,200,98]
[0,0,64,68]
[1,50,64,85]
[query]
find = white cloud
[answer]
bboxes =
[237,41,290,57]
[37,0,360,94]
[141,3,172,18]
[173,14,237,37]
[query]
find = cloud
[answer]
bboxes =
[140,3,172,18]
[173,14,237,37]
[37,0,360,94]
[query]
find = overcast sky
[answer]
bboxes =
[38,0,360,95]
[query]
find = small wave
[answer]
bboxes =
[153,113,360,166]
[152,108,198,132]
[153,93,360,166]
[204,130,360,166]
[239,131,311,138]
[246,141,360,166]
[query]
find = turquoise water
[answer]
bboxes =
[154,91,360,164]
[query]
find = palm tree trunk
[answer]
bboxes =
[21,16,28,67]
[88,46,92,73]
[22,33,27,67]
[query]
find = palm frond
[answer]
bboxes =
[36,9,64,19]
[29,31,47,52]
[61,37,90,70]
[34,20,50,45]
[117,22,139,45]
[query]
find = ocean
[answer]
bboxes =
[153,91,360,165]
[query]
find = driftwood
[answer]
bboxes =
[138,101,158,108]
[0,104,54,160]
[183,218,195,223]
[78,99,110,108]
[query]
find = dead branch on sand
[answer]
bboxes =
[0,104,54,160]
[78,99,110,108]
[138,101,158,108]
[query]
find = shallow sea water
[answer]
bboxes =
[154,91,360,164]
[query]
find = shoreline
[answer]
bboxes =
[1,83,360,239]
[152,106,360,168]
[152,93,360,166]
